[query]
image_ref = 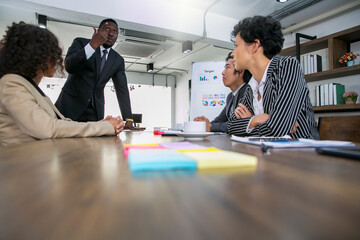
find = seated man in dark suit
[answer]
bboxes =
[193,52,252,132]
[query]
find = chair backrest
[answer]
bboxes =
[132,114,142,124]
[318,115,360,142]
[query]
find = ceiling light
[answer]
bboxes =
[38,14,47,28]
[182,41,193,53]
[277,0,288,3]
[147,63,154,72]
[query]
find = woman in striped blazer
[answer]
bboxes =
[228,16,319,139]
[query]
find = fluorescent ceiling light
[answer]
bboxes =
[147,63,154,72]
[182,41,193,53]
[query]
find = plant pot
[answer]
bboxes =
[347,60,355,66]
[345,97,357,104]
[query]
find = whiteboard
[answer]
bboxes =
[190,61,230,121]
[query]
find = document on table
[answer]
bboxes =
[231,135,355,148]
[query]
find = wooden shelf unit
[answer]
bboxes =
[313,103,360,113]
[280,25,360,81]
[280,25,360,113]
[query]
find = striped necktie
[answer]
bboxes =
[100,49,108,73]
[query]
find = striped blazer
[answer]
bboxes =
[228,55,319,139]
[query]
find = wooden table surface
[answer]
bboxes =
[0,131,359,240]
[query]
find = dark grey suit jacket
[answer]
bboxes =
[55,38,132,121]
[210,83,249,132]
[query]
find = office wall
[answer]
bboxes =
[0,5,35,29]
[40,73,176,127]
[175,72,191,123]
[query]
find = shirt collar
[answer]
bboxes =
[100,45,111,55]
[232,83,245,96]
[248,77,257,93]
[21,75,46,97]
[249,58,272,91]
[259,59,272,85]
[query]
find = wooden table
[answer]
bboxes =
[0,131,359,239]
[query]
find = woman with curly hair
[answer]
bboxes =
[0,22,124,146]
[228,16,319,139]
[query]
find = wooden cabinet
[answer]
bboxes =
[280,25,360,113]
[280,25,360,82]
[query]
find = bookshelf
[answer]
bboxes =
[280,25,360,113]
[304,64,360,82]
[280,25,360,81]
[313,103,360,113]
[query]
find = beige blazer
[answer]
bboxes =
[0,74,115,146]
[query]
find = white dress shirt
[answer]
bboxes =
[247,60,272,133]
[84,44,110,60]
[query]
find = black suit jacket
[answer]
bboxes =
[55,38,132,121]
[210,83,249,133]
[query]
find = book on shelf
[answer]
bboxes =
[333,83,345,105]
[314,54,322,72]
[315,85,320,106]
[301,54,322,75]
[314,83,345,106]
[324,83,329,106]
[320,84,325,106]
[328,83,333,105]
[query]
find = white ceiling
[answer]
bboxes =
[1,0,359,77]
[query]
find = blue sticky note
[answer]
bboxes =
[128,149,197,172]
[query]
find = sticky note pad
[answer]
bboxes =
[159,141,207,150]
[182,150,257,170]
[124,144,165,158]
[128,149,197,172]
[177,147,220,153]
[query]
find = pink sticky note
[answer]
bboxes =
[124,144,165,159]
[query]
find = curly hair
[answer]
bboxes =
[231,16,284,60]
[0,22,64,79]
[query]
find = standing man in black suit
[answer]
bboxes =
[193,52,251,132]
[55,18,134,129]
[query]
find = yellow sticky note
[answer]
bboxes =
[124,144,160,147]
[182,150,257,170]
[177,147,220,153]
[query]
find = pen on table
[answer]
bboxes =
[261,143,270,155]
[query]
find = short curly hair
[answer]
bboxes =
[0,22,64,79]
[231,16,284,59]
